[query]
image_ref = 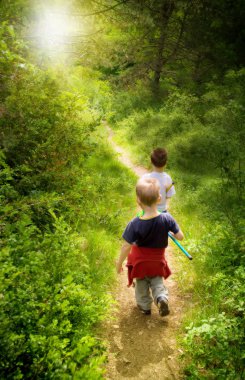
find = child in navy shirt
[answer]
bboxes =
[116,177,184,316]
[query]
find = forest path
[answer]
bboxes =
[103,125,186,380]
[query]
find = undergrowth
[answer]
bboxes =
[0,22,136,378]
[0,136,136,379]
[108,71,245,379]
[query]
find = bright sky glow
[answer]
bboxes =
[31,5,85,56]
[39,11,70,48]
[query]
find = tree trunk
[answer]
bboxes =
[153,1,175,92]
[153,30,166,86]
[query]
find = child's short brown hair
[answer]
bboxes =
[136,178,160,206]
[150,148,168,167]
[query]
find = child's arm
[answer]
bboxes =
[116,241,132,274]
[170,229,184,241]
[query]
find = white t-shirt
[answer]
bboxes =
[142,171,176,211]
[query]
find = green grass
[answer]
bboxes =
[0,124,137,379]
[109,100,244,379]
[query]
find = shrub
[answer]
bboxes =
[184,314,244,380]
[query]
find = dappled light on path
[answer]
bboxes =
[104,265,185,380]
[106,124,147,177]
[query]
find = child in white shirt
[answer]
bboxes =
[142,148,175,212]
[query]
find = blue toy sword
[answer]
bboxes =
[168,232,193,260]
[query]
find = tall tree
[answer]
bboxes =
[81,0,245,91]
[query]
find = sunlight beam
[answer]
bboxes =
[31,5,86,58]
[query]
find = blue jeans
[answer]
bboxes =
[135,276,168,310]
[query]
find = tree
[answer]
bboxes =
[80,0,245,92]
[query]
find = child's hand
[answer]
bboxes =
[115,260,123,274]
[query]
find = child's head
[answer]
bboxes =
[136,177,161,207]
[150,148,168,168]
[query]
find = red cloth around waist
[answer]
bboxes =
[126,245,171,287]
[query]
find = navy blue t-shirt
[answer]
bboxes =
[122,212,179,248]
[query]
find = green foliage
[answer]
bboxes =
[68,66,112,118]
[0,130,135,378]
[183,267,245,380]
[112,69,245,184]
[1,67,99,193]
[0,22,106,195]
[0,19,136,378]
[107,81,156,123]
[0,210,106,379]
[177,214,245,379]
[110,67,244,379]
[87,0,245,92]
[1,1,245,378]
[0,21,27,98]
[184,314,244,380]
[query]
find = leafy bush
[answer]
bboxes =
[0,21,136,378]
[1,67,100,193]
[0,209,106,379]
[0,139,136,378]
[112,70,244,181]
[183,267,245,380]
[184,313,244,380]
[108,80,156,123]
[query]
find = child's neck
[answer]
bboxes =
[152,165,165,173]
[141,204,160,218]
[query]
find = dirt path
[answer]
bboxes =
[103,126,186,379]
